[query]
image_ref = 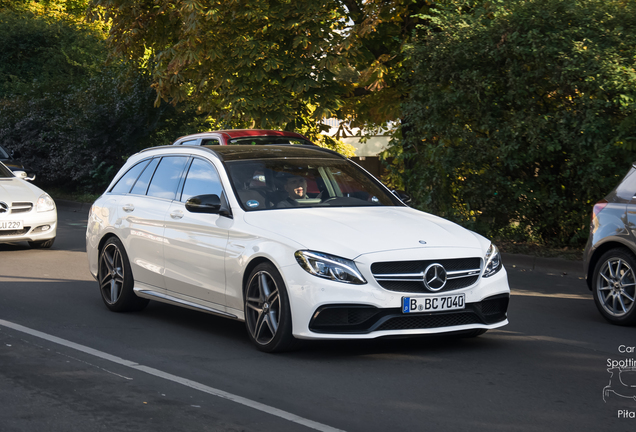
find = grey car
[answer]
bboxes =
[584,163,636,325]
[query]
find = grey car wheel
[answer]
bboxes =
[593,249,636,325]
[244,263,297,352]
[98,237,149,312]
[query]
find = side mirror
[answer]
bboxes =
[392,190,412,205]
[14,170,35,181]
[185,194,222,213]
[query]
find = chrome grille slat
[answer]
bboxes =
[11,202,33,213]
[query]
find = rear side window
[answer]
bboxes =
[615,167,636,202]
[147,156,189,200]
[109,160,150,194]
[130,158,160,195]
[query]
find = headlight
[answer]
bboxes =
[483,243,502,278]
[294,250,367,284]
[36,193,56,212]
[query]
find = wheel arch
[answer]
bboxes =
[98,232,122,255]
[242,256,278,296]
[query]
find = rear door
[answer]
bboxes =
[163,157,232,307]
[118,156,189,289]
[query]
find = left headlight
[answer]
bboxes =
[483,243,502,278]
[36,193,56,212]
[295,250,367,285]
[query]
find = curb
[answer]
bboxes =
[502,252,584,278]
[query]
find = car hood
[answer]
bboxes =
[0,178,44,202]
[242,206,485,259]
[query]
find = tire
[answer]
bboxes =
[28,237,55,249]
[592,248,636,325]
[244,262,297,353]
[98,237,149,312]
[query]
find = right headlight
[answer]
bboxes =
[482,243,502,278]
[294,250,367,284]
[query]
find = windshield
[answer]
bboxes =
[0,162,14,178]
[226,158,402,211]
[228,136,315,146]
[0,145,9,159]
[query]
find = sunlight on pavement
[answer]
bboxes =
[511,289,592,300]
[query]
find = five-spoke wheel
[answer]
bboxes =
[244,263,296,352]
[593,249,636,325]
[98,237,148,312]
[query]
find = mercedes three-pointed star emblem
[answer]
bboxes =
[423,263,447,291]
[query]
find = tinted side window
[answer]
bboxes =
[615,167,636,202]
[181,158,224,201]
[130,158,159,195]
[201,138,220,146]
[110,160,150,194]
[147,156,189,200]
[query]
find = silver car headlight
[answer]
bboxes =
[483,244,502,278]
[36,193,56,212]
[295,250,367,284]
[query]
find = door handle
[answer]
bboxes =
[170,210,184,219]
[122,204,134,212]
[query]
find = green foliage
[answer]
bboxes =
[398,0,636,247]
[0,9,105,98]
[87,0,432,133]
[0,62,170,192]
[0,7,194,193]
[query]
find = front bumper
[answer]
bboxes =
[283,260,510,340]
[0,210,57,243]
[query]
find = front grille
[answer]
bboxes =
[371,258,481,293]
[0,227,30,236]
[11,202,33,213]
[309,293,509,334]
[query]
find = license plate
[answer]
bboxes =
[402,294,465,313]
[0,221,23,230]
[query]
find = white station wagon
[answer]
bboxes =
[86,145,510,352]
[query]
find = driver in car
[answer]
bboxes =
[285,176,308,200]
[277,175,309,207]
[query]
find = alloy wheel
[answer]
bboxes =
[596,257,636,318]
[99,243,126,304]
[245,271,281,345]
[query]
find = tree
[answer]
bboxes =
[0,3,197,192]
[398,0,636,247]
[87,0,433,131]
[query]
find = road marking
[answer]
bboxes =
[0,319,345,432]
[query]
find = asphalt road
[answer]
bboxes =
[1,205,635,432]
